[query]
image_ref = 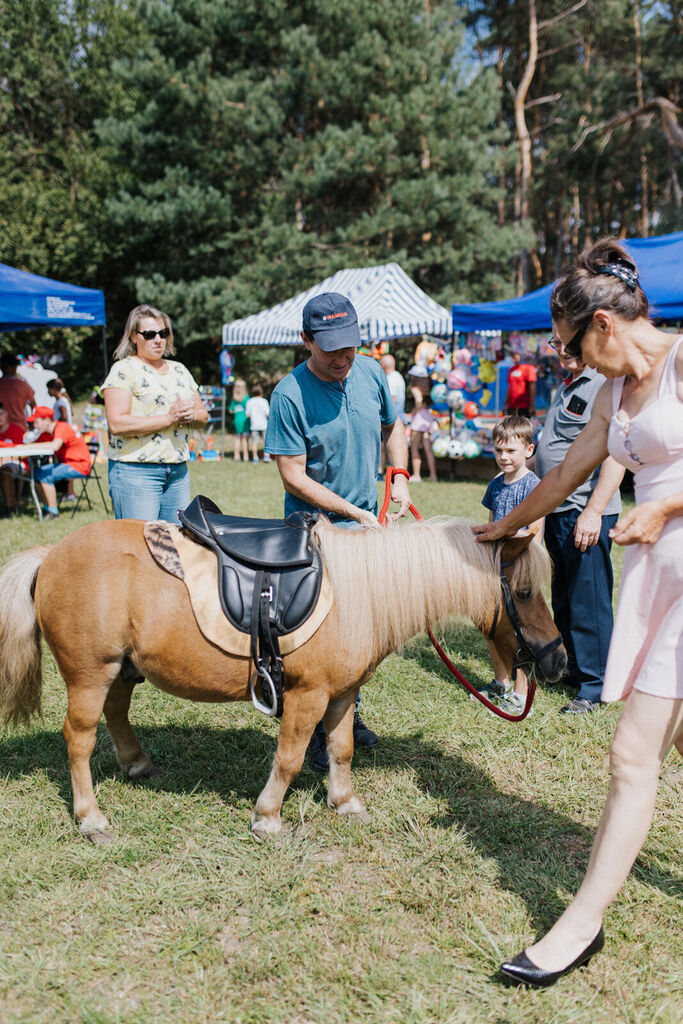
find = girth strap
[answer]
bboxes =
[249,569,284,717]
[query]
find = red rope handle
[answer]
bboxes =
[379,468,536,723]
[379,466,422,523]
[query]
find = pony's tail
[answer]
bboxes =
[0,547,50,728]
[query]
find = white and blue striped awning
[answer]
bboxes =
[222,263,452,347]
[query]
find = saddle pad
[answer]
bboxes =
[144,521,334,657]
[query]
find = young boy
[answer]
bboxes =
[245,384,270,463]
[478,415,542,714]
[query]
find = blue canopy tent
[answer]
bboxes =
[0,262,107,374]
[223,262,452,346]
[451,231,683,332]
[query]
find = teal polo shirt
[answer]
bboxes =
[265,355,396,524]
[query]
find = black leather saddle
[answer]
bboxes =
[178,495,323,716]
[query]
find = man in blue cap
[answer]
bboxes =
[265,292,411,770]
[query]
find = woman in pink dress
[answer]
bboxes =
[474,237,683,987]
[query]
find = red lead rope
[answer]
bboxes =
[379,467,536,722]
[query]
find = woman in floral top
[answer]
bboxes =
[102,305,208,522]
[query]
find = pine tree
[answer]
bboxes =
[99,0,525,382]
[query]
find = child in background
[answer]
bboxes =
[245,384,270,463]
[47,378,77,498]
[409,392,438,482]
[477,415,542,714]
[47,378,73,424]
[229,379,250,461]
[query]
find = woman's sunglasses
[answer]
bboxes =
[137,328,170,341]
[548,316,592,358]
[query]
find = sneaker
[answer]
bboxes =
[63,495,78,503]
[488,691,533,717]
[470,679,509,702]
[560,697,599,715]
[42,511,60,521]
[307,729,329,773]
[252,457,260,463]
[262,454,271,462]
[353,711,379,748]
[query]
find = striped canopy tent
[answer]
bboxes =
[222,263,452,347]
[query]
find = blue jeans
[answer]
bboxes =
[108,460,190,524]
[544,508,618,704]
[34,463,86,485]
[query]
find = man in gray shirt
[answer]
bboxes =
[534,339,624,714]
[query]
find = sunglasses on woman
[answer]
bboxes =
[548,316,593,358]
[137,328,170,341]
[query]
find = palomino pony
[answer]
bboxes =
[0,516,566,844]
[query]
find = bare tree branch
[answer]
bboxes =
[571,98,683,152]
[539,0,588,32]
[525,93,562,109]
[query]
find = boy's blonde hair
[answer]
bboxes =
[492,415,534,448]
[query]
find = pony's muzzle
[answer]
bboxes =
[535,643,568,684]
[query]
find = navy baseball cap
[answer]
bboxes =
[302,292,361,352]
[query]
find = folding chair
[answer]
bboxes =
[67,437,110,517]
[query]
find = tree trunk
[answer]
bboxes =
[513,0,537,294]
[633,0,650,236]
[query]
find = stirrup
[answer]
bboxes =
[250,668,279,717]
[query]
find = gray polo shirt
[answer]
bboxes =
[535,368,622,515]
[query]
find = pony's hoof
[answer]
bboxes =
[127,760,161,780]
[334,797,370,823]
[250,815,283,841]
[82,826,114,847]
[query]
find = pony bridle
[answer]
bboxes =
[488,558,563,679]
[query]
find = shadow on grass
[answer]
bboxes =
[1,719,677,937]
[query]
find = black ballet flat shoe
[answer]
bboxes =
[500,927,604,988]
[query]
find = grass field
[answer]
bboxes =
[0,460,680,1024]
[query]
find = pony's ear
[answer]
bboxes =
[500,529,534,562]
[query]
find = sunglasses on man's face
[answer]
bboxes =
[137,328,170,341]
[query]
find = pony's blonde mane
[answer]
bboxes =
[312,517,549,662]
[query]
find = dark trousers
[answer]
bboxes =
[544,508,618,704]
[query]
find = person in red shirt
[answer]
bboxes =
[502,351,537,418]
[0,401,26,515]
[27,406,91,520]
[0,352,35,431]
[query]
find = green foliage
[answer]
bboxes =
[98,0,522,384]
[1,1,680,393]
[465,1,683,284]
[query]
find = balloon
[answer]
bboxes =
[463,439,480,458]
[446,389,465,411]
[414,339,439,366]
[434,357,452,378]
[448,437,464,459]
[478,359,496,383]
[447,369,467,390]
[430,383,447,404]
[463,401,479,419]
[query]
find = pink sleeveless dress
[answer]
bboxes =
[602,336,683,703]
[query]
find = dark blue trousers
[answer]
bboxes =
[544,509,618,704]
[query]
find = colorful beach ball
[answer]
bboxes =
[430,383,447,404]
[463,401,479,420]
[446,389,465,411]
[447,369,467,391]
